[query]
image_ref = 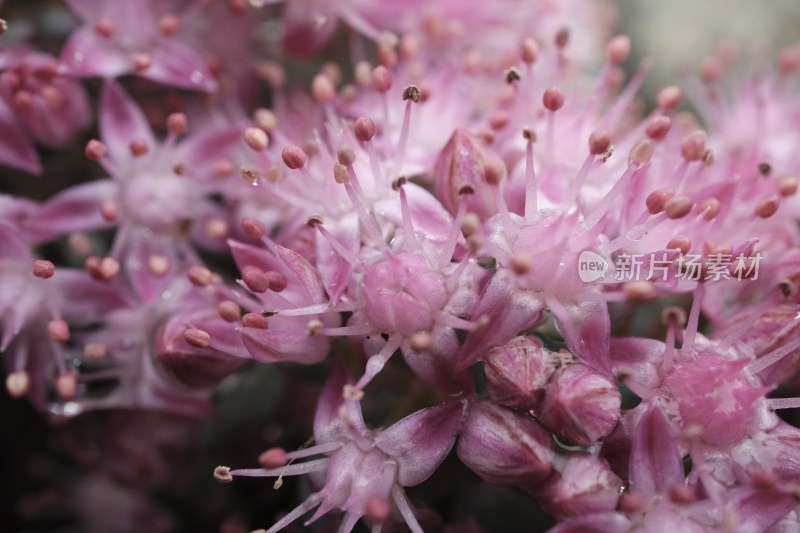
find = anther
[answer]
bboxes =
[522,127,537,142]
[100,200,118,221]
[48,319,70,342]
[259,448,289,469]
[240,164,260,185]
[606,35,631,64]
[696,198,720,220]
[56,372,78,401]
[645,116,672,140]
[669,485,693,504]
[94,17,115,37]
[554,27,570,49]
[681,131,707,161]
[306,215,324,227]
[646,187,674,214]
[32,259,55,279]
[253,108,277,131]
[312,73,335,102]
[543,86,565,111]
[83,343,107,358]
[337,146,355,166]
[244,127,268,151]
[159,14,180,36]
[409,332,432,351]
[662,306,687,327]
[241,217,266,239]
[343,384,364,401]
[281,146,307,170]
[778,279,797,299]
[510,252,532,275]
[666,235,691,254]
[188,266,213,287]
[85,139,107,161]
[588,130,611,155]
[778,176,798,197]
[6,371,29,398]
[148,255,170,276]
[371,66,392,93]
[213,159,234,178]
[664,195,693,219]
[521,38,539,64]
[354,116,376,142]
[167,113,188,135]
[656,86,682,110]
[132,53,152,71]
[129,139,149,157]
[214,466,233,483]
[504,67,521,84]
[460,213,481,236]
[218,301,241,322]
[402,85,421,102]
[628,139,654,166]
[306,319,323,336]
[241,266,269,293]
[184,328,211,348]
[758,162,772,176]
[266,271,287,292]
[755,195,780,218]
[366,495,392,523]
[242,313,268,329]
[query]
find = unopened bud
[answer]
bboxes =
[539,364,621,446]
[484,336,553,410]
[457,400,553,489]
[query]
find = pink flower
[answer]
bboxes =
[217,363,465,532]
[60,0,217,91]
[0,45,90,173]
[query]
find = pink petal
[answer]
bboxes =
[239,327,329,365]
[100,80,156,162]
[548,513,631,533]
[274,243,327,304]
[553,300,612,376]
[228,239,283,274]
[143,39,217,92]
[375,400,465,486]
[22,179,116,243]
[314,360,367,443]
[457,270,544,369]
[315,214,358,304]
[0,99,40,174]
[630,404,684,502]
[60,26,131,78]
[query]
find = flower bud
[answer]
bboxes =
[539,364,621,446]
[484,336,553,410]
[433,129,506,220]
[457,400,553,489]
[540,453,623,518]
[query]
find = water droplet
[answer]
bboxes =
[190,71,203,85]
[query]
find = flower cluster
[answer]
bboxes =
[3,1,800,532]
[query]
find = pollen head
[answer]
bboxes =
[543,86,565,112]
[281,146,307,170]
